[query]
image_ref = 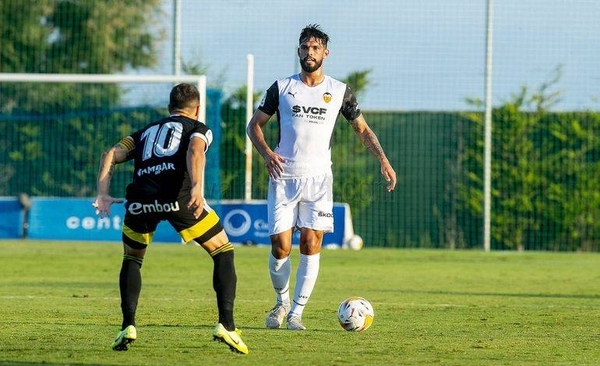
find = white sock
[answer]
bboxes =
[289,253,320,318]
[269,253,291,305]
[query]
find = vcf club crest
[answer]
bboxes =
[323,92,332,103]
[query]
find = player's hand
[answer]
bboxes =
[264,153,286,179]
[92,194,123,218]
[380,161,397,192]
[187,184,205,219]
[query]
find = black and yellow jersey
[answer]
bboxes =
[121,115,213,201]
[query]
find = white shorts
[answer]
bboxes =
[268,173,334,235]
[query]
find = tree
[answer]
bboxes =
[0,0,163,113]
[0,1,164,197]
[458,67,600,251]
[220,85,264,199]
[336,69,377,214]
[460,83,556,250]
[342,69,373,99]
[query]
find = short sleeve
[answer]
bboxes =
[340,85,362,121]
[191,124,213,152]
[257,81,280,116]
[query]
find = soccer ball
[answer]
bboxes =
[346,234,364,250]
[337,296,374,332]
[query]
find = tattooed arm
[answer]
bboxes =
[350,114,397,192]
[93,138,131,218]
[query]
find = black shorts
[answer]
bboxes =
[122,196,223,247]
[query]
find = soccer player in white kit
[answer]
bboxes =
[247,24,397,330]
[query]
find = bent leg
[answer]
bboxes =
[196,230,238,331]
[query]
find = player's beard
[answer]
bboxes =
[300,57,322,73]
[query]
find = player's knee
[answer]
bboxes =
[299,230,323,254]
[123,253,144,267]
[300,241,321,255]
[271,246,291,259]
[270,238,291,258]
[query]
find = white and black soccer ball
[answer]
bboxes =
[337,296,374,332]
[346,234,363,250]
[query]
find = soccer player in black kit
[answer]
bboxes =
[93,83,248,354]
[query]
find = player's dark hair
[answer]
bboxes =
[169,83,200,112]
[299,24,329,47]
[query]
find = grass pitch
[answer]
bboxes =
[1,240,599,365]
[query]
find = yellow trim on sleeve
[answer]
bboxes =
[117,136,135,152]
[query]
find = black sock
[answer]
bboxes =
[119,255,143,329]
[210,243,237,331]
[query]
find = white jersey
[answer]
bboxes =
[258,74,362,178]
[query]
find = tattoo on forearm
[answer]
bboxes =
[363,130,386,161]
[98,152,115,177]
[107,163,115,177]
[350,121,387,162]
[98,153,106,175]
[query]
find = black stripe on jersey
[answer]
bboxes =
[341,85,361,121]
[257,81,280,116]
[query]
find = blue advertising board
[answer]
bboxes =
[2,197,355,247]
[27,197,180,243]
[0,198,22,238]
[219,200,352,248]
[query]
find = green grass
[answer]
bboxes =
[1,240,599,365]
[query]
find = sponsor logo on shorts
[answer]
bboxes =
[128,200,180,215]
[318,211,333,218]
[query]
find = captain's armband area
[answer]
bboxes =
[116,136,135,160]
[116,136,135,152]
